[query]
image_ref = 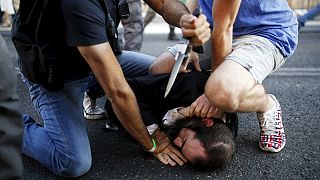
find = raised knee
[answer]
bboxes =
[205,80,240,112]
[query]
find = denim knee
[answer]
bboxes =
[55,154,92,178]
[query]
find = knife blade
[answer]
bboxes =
[164,51,186,97]
[163,7,203,98]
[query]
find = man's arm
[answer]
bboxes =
[144,0,210,46]
[211,0,241,70]
[188,1,241,118]
[149,49,200,74]
[78,43,165,155]
[144,0,189,27]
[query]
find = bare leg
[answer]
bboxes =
[205,60,274,113]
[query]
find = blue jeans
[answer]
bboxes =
[22,51,155,177]
[86,51,155,98]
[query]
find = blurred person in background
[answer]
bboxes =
[0,34,23,179]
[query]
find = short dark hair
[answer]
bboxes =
[165,117,235,169]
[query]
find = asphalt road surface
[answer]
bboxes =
[1,24,320,179]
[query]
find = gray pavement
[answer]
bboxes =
[1,23,320,179]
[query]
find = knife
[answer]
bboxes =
[164,8,203,98]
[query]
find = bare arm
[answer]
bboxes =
[145,0,210,46]
[149,50,200,74]
[149,51,176,74]
[144,0,189,27]
[77,43,164,155]
[185,0,199,13]
[211,0,241,70]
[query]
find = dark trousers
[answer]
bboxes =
[0,35,23,179]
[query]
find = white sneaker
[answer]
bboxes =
[83,92,106,120]
[257,94,286,152]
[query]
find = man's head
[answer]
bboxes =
[165,117,235,169]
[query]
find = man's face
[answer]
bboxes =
[173,127,207,163]
[166,117,216,163]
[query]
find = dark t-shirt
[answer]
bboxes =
[59,0,121,80]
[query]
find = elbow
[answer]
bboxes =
[213,20,234,34]
[149,63,156,74]
[106,84,134,104]
[149,63,163,74]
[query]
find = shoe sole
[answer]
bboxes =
[259,141,286,153]
[83,111,106,120]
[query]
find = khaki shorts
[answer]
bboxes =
[227,35,286,84]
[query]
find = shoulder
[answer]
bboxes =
[61,0,104,15]
[61,0,105,27]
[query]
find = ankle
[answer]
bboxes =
[261,95,276,113]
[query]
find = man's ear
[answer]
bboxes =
[202,118,214,127]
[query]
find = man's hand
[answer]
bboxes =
[180,51,201,73]
[180,14,210,46]
[189,94,223,118]
[152,129,187,166]
[155,144,187,166]
[177,107,190,117]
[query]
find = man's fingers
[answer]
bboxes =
[206,107,216,118]
[180,59,191,73]
[193,59,201,72]
[181,68,192,73]
[181,15,210,37]
[206,106,222,118]
[181,14,206,29]
[156,154,169,165]
[180,14,197,28]
[194,104,203,117]
[163,154,176,166]
[168,153,184,166]
[214,108,223,118]
[189,30,211,46]
[170,147,187,164]
[200,104,210,118]
[194,14,208,27]
[189,101,197,116]
[189,52,201,72]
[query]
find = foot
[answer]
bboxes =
[257,94,286,152]
[83,92,106,120]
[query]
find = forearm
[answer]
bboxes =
[95,68,154,151]
[145,0,189,27]
[211,29,233,71]
[149,52,175,74]
[110,89,154,148]
[150,44,201,74]
[211,0,241,70]
[78,43,154,151]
